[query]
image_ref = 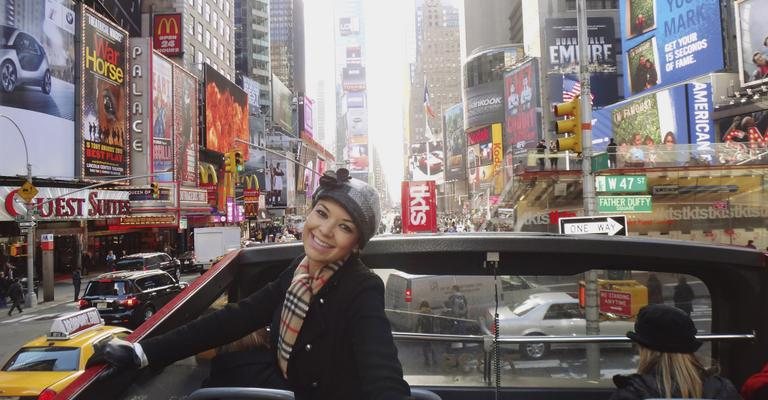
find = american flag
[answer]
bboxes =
[562,76,594,102]
[423,79,436,119]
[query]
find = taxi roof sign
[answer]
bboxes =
[48,308,104,340]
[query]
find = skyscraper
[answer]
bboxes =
[270,0,306,93]
[234,0,271,110]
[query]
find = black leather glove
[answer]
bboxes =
[86,337,142,370]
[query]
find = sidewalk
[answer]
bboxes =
[2,272,104,314]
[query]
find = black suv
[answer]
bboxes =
[79,270,187,328]
[115,252,181,281]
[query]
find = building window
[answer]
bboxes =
[213,13,218,30]
[196,50,203,69]
[187,16,194,35]
[204,3,210,22]
[196,22,203,42]
[196,0,202,14]
[212,36,218,54]
[225,25,230,41]
[205,30,211,49]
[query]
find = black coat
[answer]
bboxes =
[140,255,411,400]
[609,372,742,400]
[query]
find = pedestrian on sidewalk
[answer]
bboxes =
[0,274,9,308]
[673,275,694,316]
[7,278,23,316]
[81,251,92,275]
[106,250,116,272]
[73,267,82,302]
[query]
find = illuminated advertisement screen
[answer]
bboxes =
[466,124,503,194]
[81,6,129,179]
[152,53,173,182]
[442,103,465,181]
[0,0,77,178]
[734,0,768,87]
[504,58,540,154]
[174,64,198,186]
[619,0,724,96]
[204,64,249,157]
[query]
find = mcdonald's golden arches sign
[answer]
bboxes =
[153,14,183,56]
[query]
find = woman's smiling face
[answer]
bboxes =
[303,199,360,269]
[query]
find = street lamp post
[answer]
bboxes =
[1,114,37,307]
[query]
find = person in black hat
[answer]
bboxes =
[610,304,740,400]
[87,169,413,400]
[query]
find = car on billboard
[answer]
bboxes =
[0,25,52,94]
[418,151,444,175]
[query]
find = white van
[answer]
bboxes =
[384,271,547,332]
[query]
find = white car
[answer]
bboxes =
[481,292,635,360]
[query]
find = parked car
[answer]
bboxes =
[114,252,181,281]
[78,270,187,328]
[176,251,200,273]
[481,292,635,360]
[0,25,52,94]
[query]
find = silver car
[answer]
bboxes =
[0,25,51,94]
[481,291,635,360]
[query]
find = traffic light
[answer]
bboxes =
[233,150,244,172]
[553,95,582,153]
[223,151,235,173]
[150,182,159,199]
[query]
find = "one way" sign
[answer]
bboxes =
[558,215,627,236]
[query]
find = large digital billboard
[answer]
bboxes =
[442,103,465,181]
[504,58,540,155]
[592,85,689,164]
[466,124,503,194]
[619,0,724,96]
[735,0,768,87]
[546,17,618,74]
[0,0,76,178]
[205,64,249,157]
[81,6,129,179]
[271,74,292,132]
[152,53,173,182]
[545,17,620,107]
[174,64,198,187]
[348,135,369,174]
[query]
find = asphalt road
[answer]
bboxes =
[0,272,202,364]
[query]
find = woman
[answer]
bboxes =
[610,304,740,400]
[87,169,413,400]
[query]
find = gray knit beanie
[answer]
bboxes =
[311,168,381,248]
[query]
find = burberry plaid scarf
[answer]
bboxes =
[277,256,344,376]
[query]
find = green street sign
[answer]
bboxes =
[598,195,652,213]
[595,175,648,193]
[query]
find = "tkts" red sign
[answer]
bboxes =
[401,181,437,234]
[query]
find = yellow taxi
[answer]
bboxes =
[0,308,131,400]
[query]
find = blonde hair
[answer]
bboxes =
[637,345,706,398]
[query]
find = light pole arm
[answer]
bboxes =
[0,114,31,181]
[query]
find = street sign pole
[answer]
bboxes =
[25,160,37,307]
[576,0,599,379]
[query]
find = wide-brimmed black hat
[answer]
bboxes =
[627,304,702,353]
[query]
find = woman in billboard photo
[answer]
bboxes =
[752,51,768,81]
[87,169,413,400]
